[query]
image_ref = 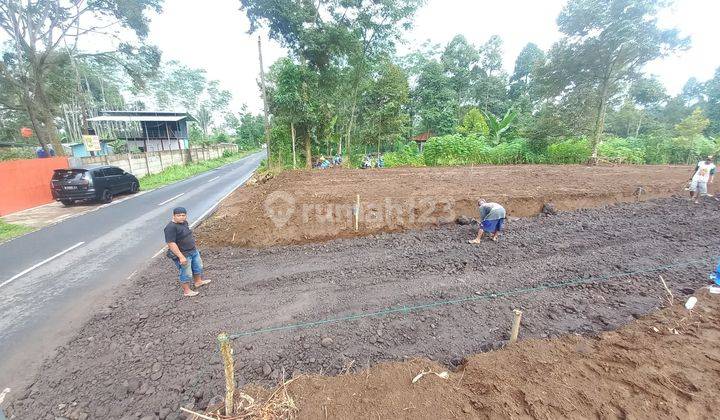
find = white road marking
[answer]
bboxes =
[208,176,220,182]
[157,192,185,206]
[0,242,85,289]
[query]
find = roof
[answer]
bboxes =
[412,131,433,142]
[88,110,196,122]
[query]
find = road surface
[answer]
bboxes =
[0,151,265,392]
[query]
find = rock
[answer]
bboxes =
[456,215,472,225]
[152,362,161,373]
[151,371,163,381]
[127,378,140,392]
[542,203,557,215]
[139,416,157,420]
[320,337,333,348]
[263,363,272,376]
[137,382,149,395]
[158,408,171,420]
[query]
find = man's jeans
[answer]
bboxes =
[174,250,203,283]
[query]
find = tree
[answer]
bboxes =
[705,67,720,136]
[540,0,688,161]
[413,61,458,136]
[441,35,479,111]
[457,108,489,137]
[675,108,710,139]
[0,0,162,155]
[509,43,545,101]
[481,108,518,145]
[472,35,508,115]
[240,0,424,165]
[357,60,410,154]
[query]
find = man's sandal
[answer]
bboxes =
[194,279,212,288]
[184,290,199,297]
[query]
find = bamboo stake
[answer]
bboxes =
[217,333,235,416]
[659,275,674,306]
[509,309,523,343]
[354,194,360,231]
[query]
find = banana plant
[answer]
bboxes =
[481,108,518,145]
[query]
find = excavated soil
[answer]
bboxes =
[198,165,697,248]
[230,290,720,419]
[5,197,719,419]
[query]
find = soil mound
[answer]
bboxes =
[198,165,695,248]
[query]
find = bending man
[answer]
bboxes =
[469,199,506,244]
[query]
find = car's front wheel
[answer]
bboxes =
[60,199,74,206]
[129,182,139,193]
[101,189,113,203]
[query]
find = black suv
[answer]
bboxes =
[51,166,140,205]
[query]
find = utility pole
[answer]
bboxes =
[258,35,273,168]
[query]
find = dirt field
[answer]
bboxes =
[6,196,719,419]
[221,289,720,419]
[199,164,697,248]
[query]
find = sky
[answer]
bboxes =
[4,0,720,114]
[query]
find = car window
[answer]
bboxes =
[93,169,105,178]
[52,170,86,181]
[108,167,124,176]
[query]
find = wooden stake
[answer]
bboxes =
[217,333,235,416]
[179,407,216,420]
[509,309,523,343]
[355,194,360,231]
[659,275,674,306]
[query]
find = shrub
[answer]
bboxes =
[423,134,488,166]
[383,142,425,167]
[546,139,591,164]
[597,137,645,164]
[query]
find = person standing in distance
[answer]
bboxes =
[164,207,211,297]
[688,155,716,204]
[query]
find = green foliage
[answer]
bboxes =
[457,108,489,137]
[546,139,592,164]
[0,147,35,161]
[139,149,260,190]
[383,142,424,167]
[675,108,710,138]
[0,219,34,243]
[481,108,518,145]
[597,137,645,164]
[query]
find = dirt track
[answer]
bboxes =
[6,197,719,419]
[199,164,697,248]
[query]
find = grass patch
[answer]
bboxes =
[0,219,34,242]
[139,149,260,190]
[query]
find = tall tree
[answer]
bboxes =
[0,0,162,155]
[509,42,545,101]
[441,35,479,111]
[413,60,458,135]
[705,67,720,136]
[539,0,688,161]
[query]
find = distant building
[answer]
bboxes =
[412,131,433,152]
[87,110,196,152]
[64,140,113,158]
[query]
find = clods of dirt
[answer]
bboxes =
[198,164,697,248]
[5,197,719,419]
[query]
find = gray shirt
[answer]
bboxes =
[479,203,506,221]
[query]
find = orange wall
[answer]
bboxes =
[0,157,69,216]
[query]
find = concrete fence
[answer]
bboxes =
[70,144,239,178]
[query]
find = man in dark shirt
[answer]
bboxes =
[164,207,211,297]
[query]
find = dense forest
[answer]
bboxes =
[1,0,719,167]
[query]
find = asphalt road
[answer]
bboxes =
[0,151,265,392]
